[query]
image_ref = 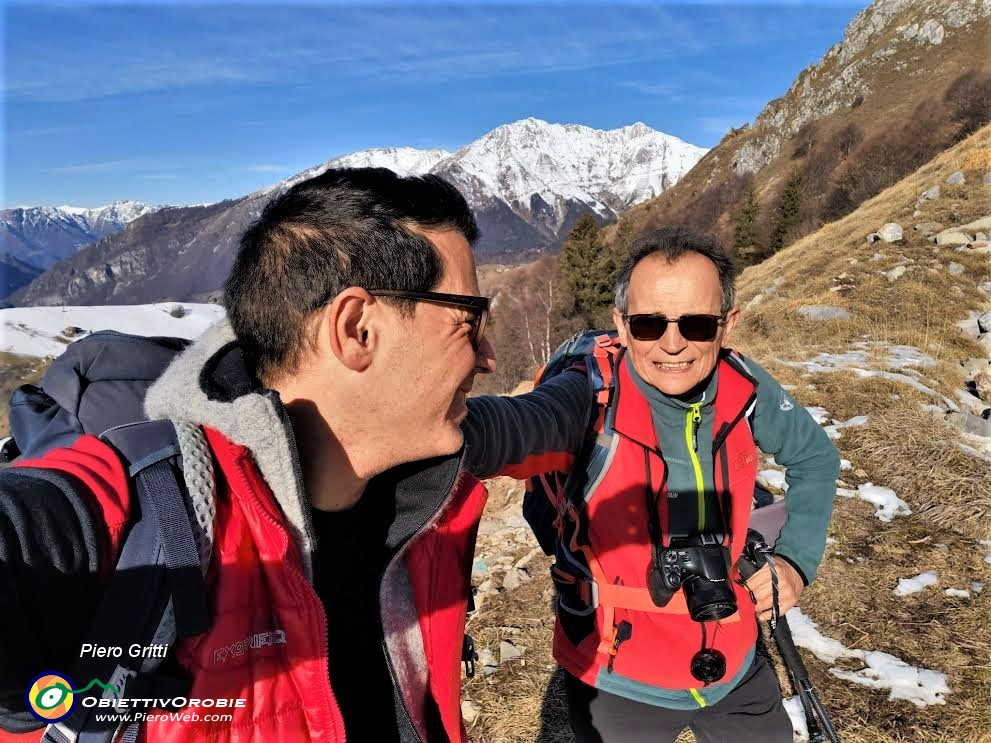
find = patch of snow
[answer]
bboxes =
[894,571,938,596]
[839,459,853,471]
[788,609,950,707]
[823,415,869,440]
[0,305,227,357]
[804,406,831,424]
[971,582,984,594]
[836,483,910,521]
[758,469,788,492]
[782,696,809,742]
[944,588,970,598]
[830,652,950,707]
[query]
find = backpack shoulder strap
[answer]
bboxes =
[43,419,214,743]
[523,330,622,555]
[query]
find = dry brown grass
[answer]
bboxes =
[841,409,991,540]
[0,352,49,438]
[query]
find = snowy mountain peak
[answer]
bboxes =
[1,200,165,277]
[329,146,452,176]
[436,118,708,226]
[254,117,706,260]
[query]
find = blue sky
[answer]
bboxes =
[4,1,864,208]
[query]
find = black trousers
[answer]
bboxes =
[564,655,793,743]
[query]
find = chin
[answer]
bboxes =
[427,426,466,459]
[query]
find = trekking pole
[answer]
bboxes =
[739,530,840,743]
[771,614,840,743]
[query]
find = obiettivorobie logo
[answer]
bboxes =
[25,672,119,723]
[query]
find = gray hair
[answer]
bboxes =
[614,226,737,314]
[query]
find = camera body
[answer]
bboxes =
[647,533,737,622]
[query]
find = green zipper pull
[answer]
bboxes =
[689,403,702,452]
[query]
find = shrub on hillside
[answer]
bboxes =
[823,99,949,222]
[945,69,991,138]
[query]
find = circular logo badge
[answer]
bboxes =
[26,671,77,722]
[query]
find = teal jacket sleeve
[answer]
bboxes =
[462,369,590,480]
[745,356,840,585]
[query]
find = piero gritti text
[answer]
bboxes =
[79,643,170,659]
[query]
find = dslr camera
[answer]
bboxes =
[647,533,737,622]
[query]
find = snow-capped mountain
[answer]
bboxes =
[1,200,161,270]
[258,118,706,260]
[264,147,453,198]
[439,118,704,225]
[432,118,705,256]
[12,118,705,306]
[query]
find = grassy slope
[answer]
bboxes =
[467,126,991,742]
[0,352,49,439]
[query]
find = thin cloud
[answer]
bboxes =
[5,5,706,102]
[620,81,680,98]
[240,164,290,174]
[47,159,146,175]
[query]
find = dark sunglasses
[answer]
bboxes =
[369,289,490,349]
[623,313,726,342]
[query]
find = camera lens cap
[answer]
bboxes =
[690,649,726,683]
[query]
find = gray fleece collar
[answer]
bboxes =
[144,319,315,581]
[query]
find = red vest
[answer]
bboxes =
[5,427,487,743]
[552,353,760,690]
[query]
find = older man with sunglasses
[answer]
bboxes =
[467,226,839,743]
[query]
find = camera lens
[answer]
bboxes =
[682,575,737,622]
[691,648,726,683]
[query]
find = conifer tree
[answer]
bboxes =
[558,213,615,327]
[613,218,636,270]
[734,185,762,263]
[770,169,803,254]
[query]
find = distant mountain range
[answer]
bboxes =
[8,118,705,306]
[1,201,161,297]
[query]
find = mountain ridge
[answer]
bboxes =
[11,118,705,305]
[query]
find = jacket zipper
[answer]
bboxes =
[379,470,468,742]
[685,402,705,532]
[686,403,708,707]
[266,397,346,739]
[233,464,346,742]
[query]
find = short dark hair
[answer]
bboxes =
[225,167,479,382]
[614,227,737,314]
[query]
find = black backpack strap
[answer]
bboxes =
[42,420,212,743]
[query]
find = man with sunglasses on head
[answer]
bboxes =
[466,226,839,742]
[0,167,589,743]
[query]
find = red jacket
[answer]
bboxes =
[1,321,489,743]
[4,430,486,743]
[550,353,760,690]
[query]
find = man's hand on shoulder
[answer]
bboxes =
[744,559,804,620]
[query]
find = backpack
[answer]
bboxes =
[522,329,621,556]
[522,329,787,556]
[4,330,214,743]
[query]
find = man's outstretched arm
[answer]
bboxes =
[0,439,128,732]
[462,369,591,481]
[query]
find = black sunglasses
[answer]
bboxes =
[623,313,726,342]
[369,289,490,349]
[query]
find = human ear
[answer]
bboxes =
[613,307,628,347]
[720,307,741,348]
[326,289,376,371]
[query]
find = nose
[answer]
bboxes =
[657,322,686,353]
[475,336,497,374]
